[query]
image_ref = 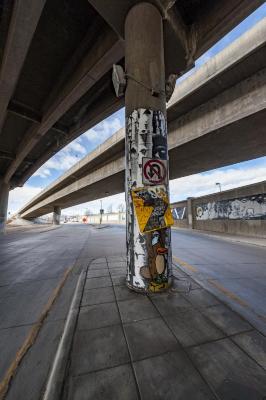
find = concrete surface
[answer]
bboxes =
[5,222,60,235]
[171,229,266,335]
[172,180,266,238]
[1,224,266,399]
[0,224,124,399]
[62,226,266,399]
[172,226,266,247]
[1,0,262,188]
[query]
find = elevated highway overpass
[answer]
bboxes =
[19,19,266,220]
[1,0,262,189]
[0,0,264,233]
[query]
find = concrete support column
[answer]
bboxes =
[0,178,9,234]
[125,3,173,293]
[187,198,194,229]
[53,206,61,225]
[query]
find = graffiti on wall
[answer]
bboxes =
[196,194,266,220]
[172,206,187,220]
[126,109,173,292]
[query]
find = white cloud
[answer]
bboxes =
[62,193,126,216]
[33,138,86,178]
[8,185,43,214]
[170,164,266,202]
[63,139,86,155]
[36,168,51,178]
[32,116,123,180]
[83,117,122,146]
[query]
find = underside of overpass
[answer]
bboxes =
[19,18,266,220]
[0,0,264,189]
[0,0,262,233]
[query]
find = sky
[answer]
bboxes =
[8,4,266,216]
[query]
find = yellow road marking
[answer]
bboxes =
[0,266,74,400]
[173,256,198,273]
[208,279,248,308]
[173,256,266,322]
[209,279,266,321]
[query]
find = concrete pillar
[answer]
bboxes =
[187,198,194,229]
[52,206,61,225]
[125,3,173,293]
[0,178,9,234]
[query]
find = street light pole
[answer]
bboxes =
[216,182,222,192]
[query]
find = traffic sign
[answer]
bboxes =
[142,158,167,185]
[131,185,174,233]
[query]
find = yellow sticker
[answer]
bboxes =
[131,185,174,233]
[148,281,170,292]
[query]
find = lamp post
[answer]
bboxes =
[216,182,222,192]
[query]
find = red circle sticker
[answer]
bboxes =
[143,159,167,184]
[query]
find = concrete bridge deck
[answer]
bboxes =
[19,18,266,220]
[0,225,265,399]
[0,0,263,189]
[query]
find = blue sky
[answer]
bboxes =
[8,4,266,215]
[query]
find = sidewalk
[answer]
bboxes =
[172,226,266,248]
[5,223,61,235]
[59,256,266,400]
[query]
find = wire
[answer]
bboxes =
[126,73,166,96]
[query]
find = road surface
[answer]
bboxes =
[0,224,125,399]
[0,224,265,399]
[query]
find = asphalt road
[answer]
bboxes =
[0,223,265,399]
[170,229,266,334]
[100,224,266,334]
[0,224,125,400]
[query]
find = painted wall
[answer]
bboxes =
[171,181,266,238]
[171,201,188,228]
[84,212,126,224]
[195,194,266,221]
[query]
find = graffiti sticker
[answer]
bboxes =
[142,158,167,185]
[131,185,174,233]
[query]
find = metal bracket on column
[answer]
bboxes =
[112,64,165,99]
[112,64,127,97]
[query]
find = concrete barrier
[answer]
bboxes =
[83,212,126,225]
[171,181,266,238]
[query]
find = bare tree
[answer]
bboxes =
[84,208,92,216]
[117,203,125,213]
[107,204,113,214]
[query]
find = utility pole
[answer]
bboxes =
[125,3,173,293]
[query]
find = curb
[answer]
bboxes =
[171,226,266,248]
[42,269,87,400]
[5,224,62,235]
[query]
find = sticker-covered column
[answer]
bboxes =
[125,3,173,293]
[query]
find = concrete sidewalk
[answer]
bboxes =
[172,226,266,248]
[5,222,61,234]
[61,256,266,400]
